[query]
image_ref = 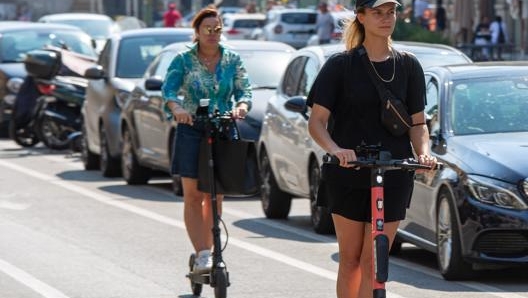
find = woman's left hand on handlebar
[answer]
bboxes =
[232,104,249,119]
[417,154,438,172]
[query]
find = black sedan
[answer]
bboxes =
[119,40,294,191]
[0,21,97,137]
[394,62,528,280]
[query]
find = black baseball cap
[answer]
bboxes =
[355,0,401,9]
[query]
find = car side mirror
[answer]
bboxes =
[84,65,105,80]
[145,76,163,91]
[284,96,308,120]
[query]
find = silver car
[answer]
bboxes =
[119,40,295,192]
[258,41,473,234]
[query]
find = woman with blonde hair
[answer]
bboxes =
[307,1,437,297]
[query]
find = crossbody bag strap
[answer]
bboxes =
[357,45,394,105]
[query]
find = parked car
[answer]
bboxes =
[222,13,266,40]
[0,21,98,138]
[38,13,120,54]
[306,10,356,46]
[81,28,197,177]
[253,8,318,49]
[120,40,295,191]
[393,62,528,280]
[258,42,473,234]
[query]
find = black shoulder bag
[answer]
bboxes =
[358,46,412,136]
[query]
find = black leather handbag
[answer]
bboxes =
[198,138,261,196]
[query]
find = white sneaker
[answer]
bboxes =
[193,250,212,273]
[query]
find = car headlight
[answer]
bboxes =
[466,175,528,210]
[114,90,130,109]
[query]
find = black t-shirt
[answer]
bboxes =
[307,48,426,188]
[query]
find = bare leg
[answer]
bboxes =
[182,177,211,252]
[357,221,400,298]
[333,214,366,298]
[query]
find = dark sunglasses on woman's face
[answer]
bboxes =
[203,26,223,35]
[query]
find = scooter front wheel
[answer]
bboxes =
[212,267,228,298]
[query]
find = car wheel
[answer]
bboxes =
[309,159,334,234]
[260,149,292,219]
[436,188,474,280]
[81,120,99,170]
[99,124,121,177]
[121,127,151,184]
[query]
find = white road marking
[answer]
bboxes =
[1,157,523,298]
[0,259,71,298]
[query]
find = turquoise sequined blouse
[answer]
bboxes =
[161,43,252,119]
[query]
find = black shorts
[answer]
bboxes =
[318,177,414,223]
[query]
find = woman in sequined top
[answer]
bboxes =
[161,6,252,274]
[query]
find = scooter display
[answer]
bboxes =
[186,100,234,298]
[323,144,439,298]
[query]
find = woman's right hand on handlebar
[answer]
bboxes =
[329,148,357,168]
[172,106,193,126]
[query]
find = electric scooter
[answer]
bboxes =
[323,144,440,298]
[186,99,233,298]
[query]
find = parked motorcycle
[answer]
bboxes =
[10,47,91,151]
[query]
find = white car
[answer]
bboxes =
[222,13,266,40]
[306,10,356,46]
[38,13,120,53]
[258,42,473,234]
[253,8,318,49]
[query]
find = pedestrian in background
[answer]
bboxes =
[435,0,446,32]
[315,2,335,44]
[161,6,252,274]
[163,3,182,27]
[489,15,508,60]
[307,0,437,297]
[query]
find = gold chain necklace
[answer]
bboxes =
[368,50,395,83]
[199,51,219,67]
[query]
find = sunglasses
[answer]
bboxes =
[203,26,223,35]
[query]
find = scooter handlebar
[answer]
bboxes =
[322,154,443,171]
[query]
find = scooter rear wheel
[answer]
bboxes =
[188,254,202,296]
[213,267,228,298]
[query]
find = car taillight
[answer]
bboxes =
[37,83,55,95]
[273,24,283,34]
[331,32,342,39]
[227,28,241,35]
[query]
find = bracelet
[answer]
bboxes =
[171,105,182,114]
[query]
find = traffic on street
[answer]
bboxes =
[0,140,527,298]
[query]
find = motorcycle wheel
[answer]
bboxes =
[8,118,39,147]
[36,115,71,150]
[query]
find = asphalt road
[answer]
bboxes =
[0,139,527,298]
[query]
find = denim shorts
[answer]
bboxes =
[171,123,205,178]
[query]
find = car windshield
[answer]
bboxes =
[154,49,291,88]
[1,30,97,62]
[412,52,471,68]
[450,76,528,135]
[116,35,193,78]
[46,19,117,39]
[280,13,317,24]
